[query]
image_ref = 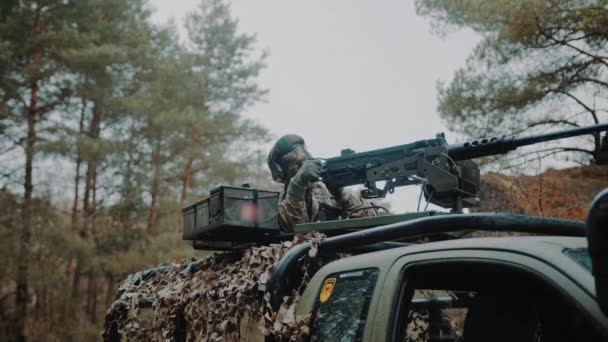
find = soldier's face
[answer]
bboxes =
[282,145,310,181]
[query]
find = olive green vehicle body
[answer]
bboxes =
[295,235,608,341]
[110,180,608,342]
[108,208,608,341]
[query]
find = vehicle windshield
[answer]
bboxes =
[564,248,592,272]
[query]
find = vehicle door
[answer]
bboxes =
[369,249,608,342]
[299,250,400,342]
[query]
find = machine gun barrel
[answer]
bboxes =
[320,122,607,208]
[447,123,608,161]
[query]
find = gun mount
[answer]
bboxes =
[321,123,608,212]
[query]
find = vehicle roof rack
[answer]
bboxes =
[267,213,585,310]
[292,211,441,235]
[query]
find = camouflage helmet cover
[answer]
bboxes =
[267,134,306,182]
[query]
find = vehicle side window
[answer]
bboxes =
[403,289,472,341]
[394,262,606,342]
[310,269,379,342]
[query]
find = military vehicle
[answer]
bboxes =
[104,123,608,341]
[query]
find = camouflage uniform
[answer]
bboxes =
[268,134,377,232]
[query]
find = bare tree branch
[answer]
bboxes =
[501,149,588,170]
[512,119,581,135]
[535,17,608,69]
[0,140,25,155]
[532,33,594,49]
[524,147,594,156]
[499,147,594,170]
[578,77,608,88]
[553,89,599,123]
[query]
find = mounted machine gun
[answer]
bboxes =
[181,123,608,248]
[321,123,608,212]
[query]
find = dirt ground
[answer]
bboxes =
[473,165,608,220]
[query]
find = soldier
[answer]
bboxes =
[267,134,377,232]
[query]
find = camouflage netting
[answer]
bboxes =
[103,233,325,341]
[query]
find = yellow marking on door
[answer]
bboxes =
[320,278,337,303]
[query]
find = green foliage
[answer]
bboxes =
[186,1,268,140]
[106,232,200,277]
[0,0,270,340]
[416,0,608,163]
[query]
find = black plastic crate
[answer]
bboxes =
[182,185,280,242]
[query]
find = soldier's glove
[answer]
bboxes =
[287,159,322,199]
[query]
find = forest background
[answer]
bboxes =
[1,0,607,341]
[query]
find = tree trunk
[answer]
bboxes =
[70,260,81,317]
[71,160,81,228]
[87,270,97,324]
[14,72,37,342]
[147,140,162,232]
[82,158,95,238]
[14,91,36,342]
[147,187,158,232]
[82,99,102,238]
[65,256,79,316]
[91,165,97,234]
[105,272,115,308]
[176,80,207,232]
[71,97,87,229]
[176,157,194,232]
[12,4,42,339]
[123,125,135,204]
[66,261,82,342]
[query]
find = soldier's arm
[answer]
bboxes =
[278,193,309,232]
[338,188,378,218]
[277,160,322,231]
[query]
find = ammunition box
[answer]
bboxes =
[182,186,280,242]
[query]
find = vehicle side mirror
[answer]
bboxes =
[587,188,608,316]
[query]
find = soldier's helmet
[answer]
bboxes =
[267,134,306,183]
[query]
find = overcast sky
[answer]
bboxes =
[148,0,481,212]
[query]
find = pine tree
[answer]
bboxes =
[174,0,269,230]
[416,0,608,164]
[0,0,273,338]
[0,0,157,336]
[0,1,100,340]
[57,0,155,325]
[115,34,190,232]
